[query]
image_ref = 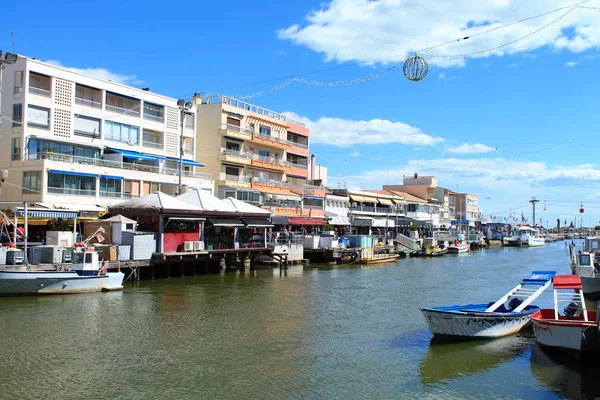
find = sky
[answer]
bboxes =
[4,0,600,227]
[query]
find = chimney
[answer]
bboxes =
[142,88,150,92]
[310,154,316,180]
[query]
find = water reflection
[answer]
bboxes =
[530,344,600,400]
[419,334,531,385]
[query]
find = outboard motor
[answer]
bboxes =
[564,302,579,318]
[507,297,523,311]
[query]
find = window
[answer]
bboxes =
[408,204,417,212]
[224,190,236,198]
[226,117,241,126]
[74,115,101,137]
[100,177,122,197]
[258,150,269,157]
[143,102,164,122]
[225,166,240,176]
[12,104,22,127]
[104,121,139,144]
[236,191,260,203]
[11,138,21,161]
[27,105,50,128]
[22,171,41,194]
[226,141,240,151]
[259,126,272,136]
[14,71,24,93]
[48,171,96,197]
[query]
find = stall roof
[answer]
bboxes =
[102,214,137,224]
[222,197,271,215]
[242,217,273,227]
[207,218,244,227]
[109,191,203,213]
[177,189,237,213]
[288,217,325,226]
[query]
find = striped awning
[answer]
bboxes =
[16,208,78,219]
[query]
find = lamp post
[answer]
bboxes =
[176,99,193,195]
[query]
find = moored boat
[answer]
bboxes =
[0,247,124,296]
[421,270,556,338]
[531,274,600,357]
[567,238,600,299]
[447,237,470,254]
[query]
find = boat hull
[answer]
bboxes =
[421,304,537,338]
[0,270,125,295]
[580,277,600,299]
[503,238,522,247]
[532,309,600,354]
[447,245,469,253]
[527,238,545,247]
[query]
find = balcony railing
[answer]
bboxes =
[220,123,253,135]
[143,113,164,122]
[142,141,164,149]
[29,86,51,97]
[220,148,250,158]
[75,97,102,109]
[219,173,250,182]
[100,192,134,199]
[287,162,308,170]
[48,187,96,197]
[25,152,212,181]
[106,104,140,116]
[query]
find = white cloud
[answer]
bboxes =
[349,150,361,156]
[565,61,579,67]
[45,60,142,85]
[508,63,519,68]
[283,112,444,147]
[447,143,496,154]
[438,72,446,79]
[278,1,600,68]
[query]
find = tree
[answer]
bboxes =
[46,218,73,232]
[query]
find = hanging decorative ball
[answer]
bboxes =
[403,54,428,82]
[580,207,584,214]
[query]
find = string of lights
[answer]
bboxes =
[197,1,595,99]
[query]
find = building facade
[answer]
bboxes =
[195,96,325,227]
[344,189,406,234]
[449,192,480,226]
[0,57,213,215]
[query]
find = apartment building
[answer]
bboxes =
[0,57,213,215]
[386,190,441,228]
[449,192,480,226]
[195,96,326,226]
[344,189,407,234]
[383,173,451,227]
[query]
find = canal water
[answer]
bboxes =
[1,240,598,399]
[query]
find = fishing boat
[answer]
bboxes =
[520,226,545,247]
[567,238,600,299]
[421,270,556,338]
[531,274,600,356]
[0,247,124,296]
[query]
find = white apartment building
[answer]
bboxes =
[0,57,213,215]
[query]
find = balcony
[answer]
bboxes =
[142,141,164,150]
[217,173,251,188]
[25,152,212,181]
[250,154,289,173]
[218,123,252,140]
[286,162,309,178]
[218,148,252,165]
[106,104,140,116]
[28,86,51,97]
[48,187,95,197]
[75,97,102,109]
[99,192,134,199]
[251,132,292,151]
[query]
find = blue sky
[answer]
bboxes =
[5,0,600,227]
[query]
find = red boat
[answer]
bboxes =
[531,275,600,357]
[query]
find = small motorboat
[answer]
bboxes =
[568,238,600,299]
[421,271,556,338]
[531,274,600,357]
[447,236,470,254]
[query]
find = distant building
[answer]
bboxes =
[449,192,480,227]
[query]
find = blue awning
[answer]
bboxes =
[17,209,78,219]
[48,169,97,178]
[304,196,323,201]
[166,157,204,167]
[101,175,124,180]
[105,147,165,161]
